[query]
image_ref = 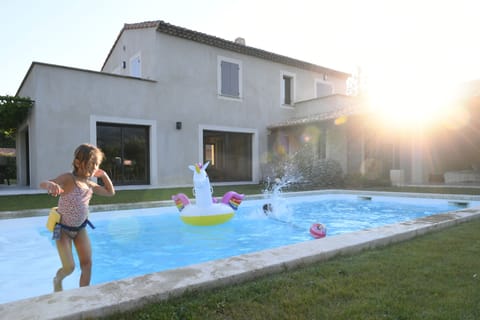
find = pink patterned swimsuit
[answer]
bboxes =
[57,175,94,238]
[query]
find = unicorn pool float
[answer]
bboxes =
[172,162,245,226]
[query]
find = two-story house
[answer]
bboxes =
[15,20,480,189]
[15,20,362,188]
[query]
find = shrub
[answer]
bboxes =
[265,143,344,190]
[344,173,390,188]
[308,158,344,187]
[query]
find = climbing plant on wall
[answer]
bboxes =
[0,95,34,137]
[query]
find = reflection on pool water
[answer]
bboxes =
[0,193,476,304]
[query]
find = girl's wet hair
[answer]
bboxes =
[72,143,105,173]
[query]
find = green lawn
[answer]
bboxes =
[0,184,265,212]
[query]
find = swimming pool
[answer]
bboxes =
[0,192,478,304]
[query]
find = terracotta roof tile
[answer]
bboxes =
[154,21,349,77]
[110,20,349,78]
[123,20,162,30]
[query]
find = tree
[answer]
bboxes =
[0,95,34,141]
[346,66,368,97]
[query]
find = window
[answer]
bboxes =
[218,57,242,98]
[96,123,150,185]
[315,79,333,98]
[203,130,252,182]
[205,143,215,165]
[281,71,295,106]
[130,54,141,77]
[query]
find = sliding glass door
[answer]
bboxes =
[97,123,150,185]
[203,130,252,182]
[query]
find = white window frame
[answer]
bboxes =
[90,115,157,185]
[130,52,142,78]
[198,124,258,183]
[280,71,296,107]
[217,56,242,100]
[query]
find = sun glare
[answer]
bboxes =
[365,72,460,130]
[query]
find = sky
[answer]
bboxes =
[1,0,480,98]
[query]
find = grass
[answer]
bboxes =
[0,184,265,211]
[1,184,480,318]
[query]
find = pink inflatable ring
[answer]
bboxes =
[310,223,326,239]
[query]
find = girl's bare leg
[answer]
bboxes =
[74,229,92,287]
[54,231,75,292]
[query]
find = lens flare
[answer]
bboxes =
[301,126,321,144]
[334,116,347,125]
[443,105,470,130]
[275,144,286,155]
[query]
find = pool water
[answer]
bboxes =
[0,194,473,304]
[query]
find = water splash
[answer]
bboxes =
[263,163,303,196]
[261,169,303,223]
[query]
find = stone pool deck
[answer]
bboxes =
[2,191,480,319]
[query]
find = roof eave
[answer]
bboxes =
[155,21,350,78]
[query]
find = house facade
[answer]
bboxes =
[15,20,354,188]
[17,20,478,189]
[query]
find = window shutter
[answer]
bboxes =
[283,76,291,104]
[221,61,239,97]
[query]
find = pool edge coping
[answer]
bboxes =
[2,189,480,219]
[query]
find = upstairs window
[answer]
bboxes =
[130,54,141,78]
[218,57,242,98]
[281,71,295,106]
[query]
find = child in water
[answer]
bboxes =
[40,143,115,292]
[262,203,273,215]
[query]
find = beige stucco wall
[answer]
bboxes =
[17,26,351,188]
[102,27,158,80]
[102,28,350,186]
[103,28,349,131]
[17,61,267,188]
[17,64,162,187]
[293,94,356,118]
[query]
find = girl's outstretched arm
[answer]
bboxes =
[92,169,115,196]
[39,173,71,197]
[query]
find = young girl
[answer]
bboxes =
[40,143,115,292]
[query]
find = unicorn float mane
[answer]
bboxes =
[188,161,213,208]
